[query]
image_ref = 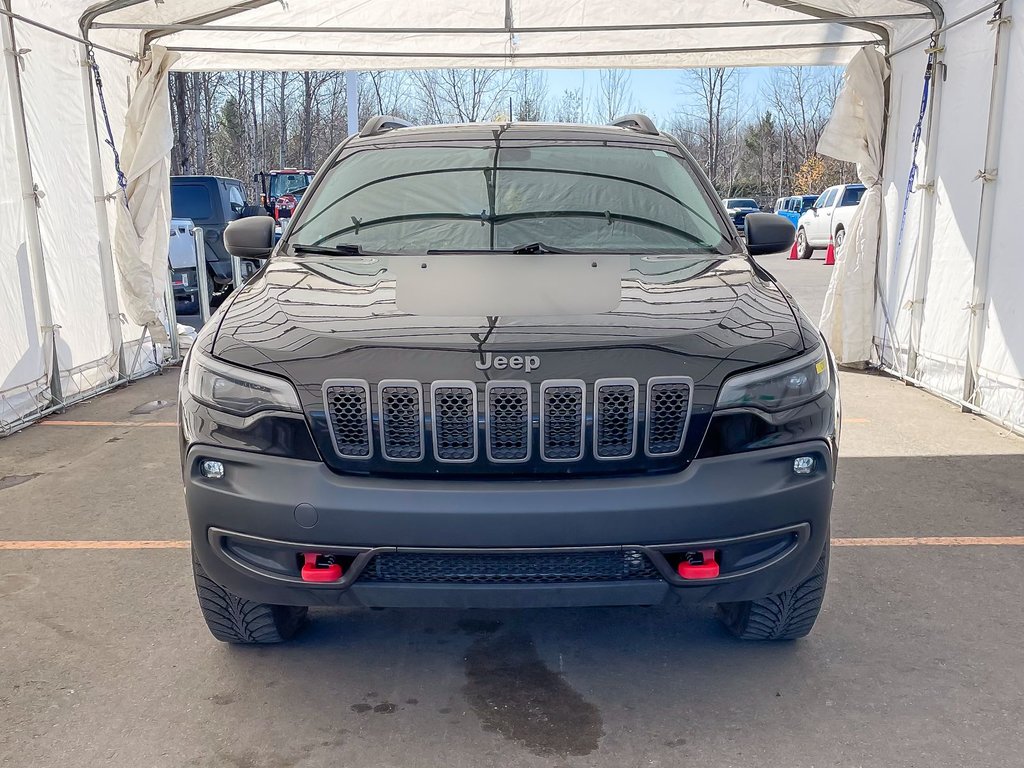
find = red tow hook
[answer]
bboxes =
[677,549,720,580]
[300,553,343,582]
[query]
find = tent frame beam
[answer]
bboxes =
[161,39,881,62]
[94,13,932,34]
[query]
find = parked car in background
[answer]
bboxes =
[795,183,866,259]
[774,194,820,227]
[168,218,199,313]
[170,176,261,298]
[721,198,761,230]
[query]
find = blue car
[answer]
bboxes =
[774,194,821,227]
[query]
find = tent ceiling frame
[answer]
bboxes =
[161,39,882,62]
[93,13,931,34]
[80,0,944,62]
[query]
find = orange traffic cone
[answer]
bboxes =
[788,239,799,260]
[824,236,836,266]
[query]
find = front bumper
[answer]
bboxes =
[186,440,833,608]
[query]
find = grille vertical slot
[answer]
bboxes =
[322,379,372,459]
[540,380,585,461]
[645,376,693,457]
[378,380,424,461]
[594,378,639,459]
[431,381,478,462]
[486,381,531,462]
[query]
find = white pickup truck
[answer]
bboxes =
[794,183,865,258]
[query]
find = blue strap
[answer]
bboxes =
[881,52,934,362]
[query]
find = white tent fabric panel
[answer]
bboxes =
[14,20,119,402]
[874,47,930,374]
[0,30,46,432]
[975,14,1024,428]
[910,16,992,398]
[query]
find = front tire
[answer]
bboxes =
[717,541,829,640]
[192,551,307,644]
[796,228,814,259]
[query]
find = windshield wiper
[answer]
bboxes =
[509,241,571,254]
[426,242,574,255]
[290,243,367,256]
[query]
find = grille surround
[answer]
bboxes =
[358,549,662,584]
[377,380,424,461]
[539,379,586,462]
[430,381,478,463]
[645,376,694,457]
[593,378,639,460]
[485,380,532,463]
[321,379,373,459]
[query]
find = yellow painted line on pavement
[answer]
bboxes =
[3,537,1024,551]
[842,417,870,424]
[41,420,178,427]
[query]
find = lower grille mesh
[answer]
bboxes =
[359,550,662,584]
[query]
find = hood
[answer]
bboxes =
[213,252,805,396]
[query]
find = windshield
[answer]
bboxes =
[725,199,758,209]
[286,142,732,254]
[270,173,313,198]
[801,195,820,211]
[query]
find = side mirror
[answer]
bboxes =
[745,213,795,256]
[224,216,275,260]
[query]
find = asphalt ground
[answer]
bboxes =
[3,248,1024,767]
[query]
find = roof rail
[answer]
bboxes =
[609,113,659,136]
[359,115,413,138]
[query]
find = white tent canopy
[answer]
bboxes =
[1,0,1022,436]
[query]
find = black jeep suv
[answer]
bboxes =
[180,115,838,644]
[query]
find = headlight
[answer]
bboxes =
[716,347,830,412]
[186,350,301,416]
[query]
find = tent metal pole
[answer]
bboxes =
[346,71,358,136]
[78,41,127,380]
[193,228,213,324]
[163,267,180,363]
[163,39,880,60]
[0,6,135,60]
[889,0,1000,58]
[962,4,1011,408]
[98,14,931,34]
[1,2,63,408]
[905,40,945,379]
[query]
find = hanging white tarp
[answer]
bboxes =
[112,44,179,345]
[817,45,889,365]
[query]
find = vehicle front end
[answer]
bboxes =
[182,121,837,643]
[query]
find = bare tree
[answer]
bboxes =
[512,70,548,121]
[411,69,513,123]
[554,87,584,123]
[596,69,633,122]
[677,68,746,192]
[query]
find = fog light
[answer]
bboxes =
[200,459,225,479]
[793,456,815,475]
